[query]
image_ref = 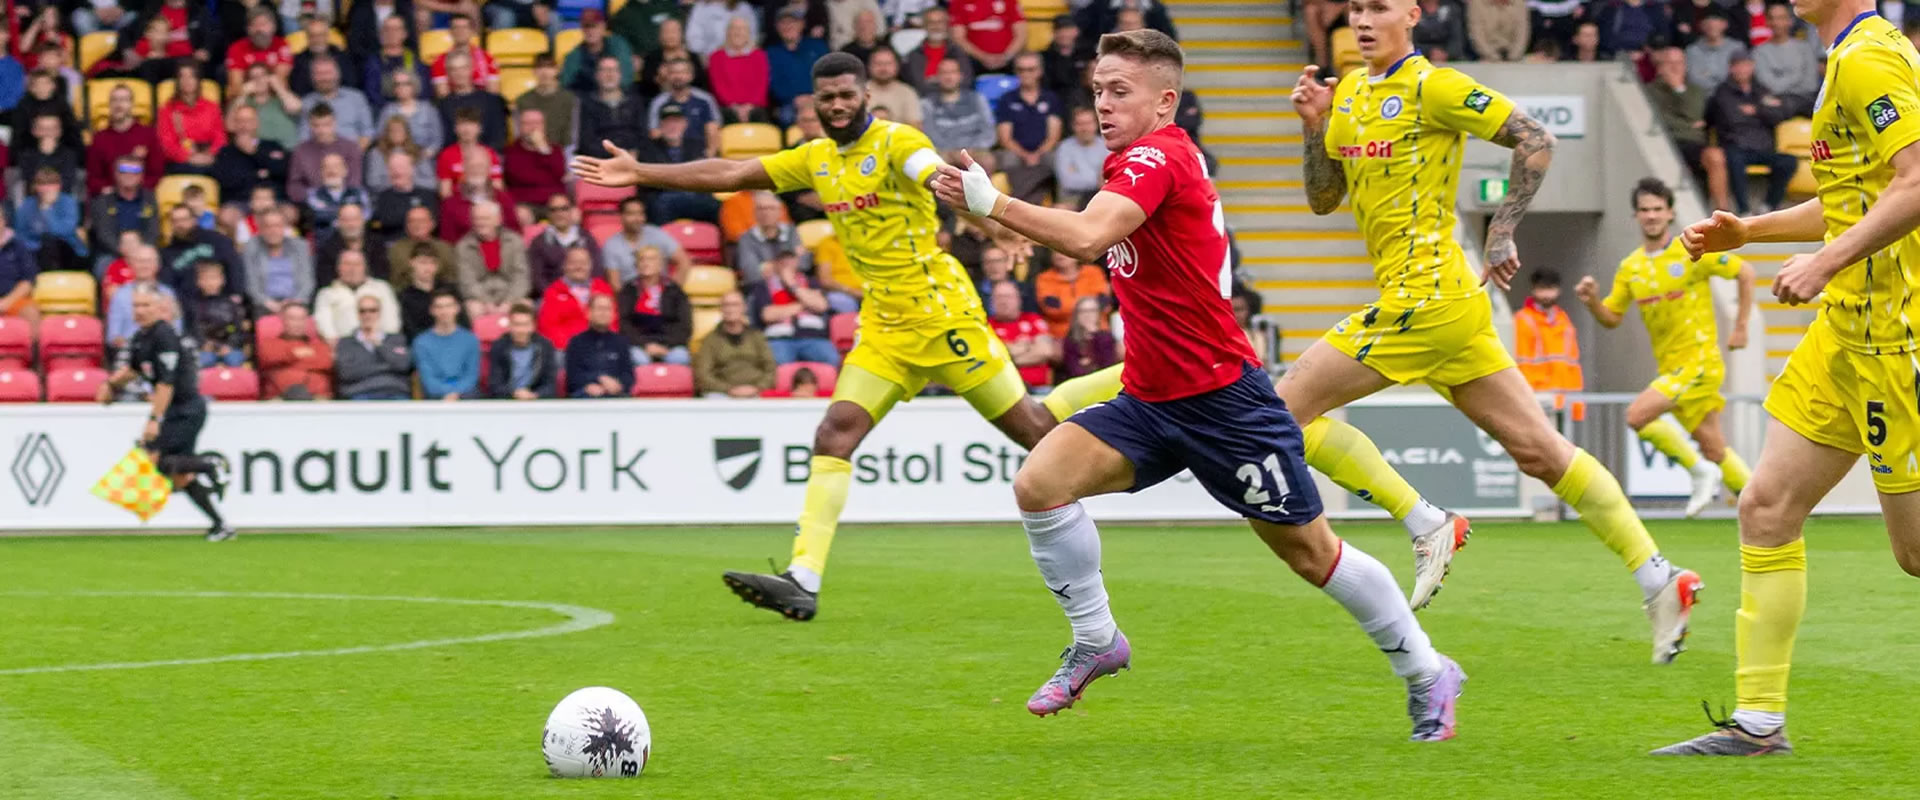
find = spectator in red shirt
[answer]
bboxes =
[224,6,293,95]
[258,302,335,399]
[707,16,770,124]
[987,279,1054,387]
[440,153,522,242]
[156,62,225,176]
[436,106,504,197]
[536,245,615,350]
[950,0,1026,74]
[431,15,500,97]
[503,107,566,226]
[85,84,165,195]
[904,7,969,93]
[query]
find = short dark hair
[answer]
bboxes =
[454,106,482,124]
[431,288,461,303]
[308,101,334,120]
[194,258,224,273]
[508,300,535,318]
[1631,176,1674,209]
[1530,269,1561,288]
[619,196,647,214]
[812,51,868,83]
[533,53,556,68]
[410,242,440,260]
[1097,29,1185,72]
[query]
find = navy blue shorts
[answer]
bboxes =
[1071,364,1323,526]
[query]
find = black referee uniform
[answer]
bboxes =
[130,318,229,535]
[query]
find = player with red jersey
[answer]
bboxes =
[933,30,1464,741]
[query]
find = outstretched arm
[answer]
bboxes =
[984,191,1147,263]
[1481,110,1556,289]
[571,141,776,192]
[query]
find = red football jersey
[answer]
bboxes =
[1099,124,1252,402]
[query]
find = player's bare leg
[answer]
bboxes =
[1278,339,1472,609]
[1625,388,1722,517]
[1653,420,1854,755]
[1450,367,1700,663]
[1689,408,1751,499]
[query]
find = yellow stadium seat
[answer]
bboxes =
[785,125,807,146]
[796,219,835,251]
[1775,117,1813,158]
[1788,158,1818,198]
[79,31,117,72]
[499,67,538,102]
[33,272,98,316]
[991,171,1013,196]
[156,175,218,237]
[813,235,860,293]
[681,265,738,305]
[487,27,550,67]
[1023,0,1068,19]
[1332,27,1363,75]
[719,123,783,159]
[282,28,346,53]
[689,307,721,353]
[1028,20,1054,52]
[554,28,584,63]
[87,78,153,128]
[419,29,454,62]
[610,0,630,16]
[156,77,221,108]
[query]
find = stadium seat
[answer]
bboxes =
[584,212,624,245]
[796,218,835,251]
[975,74,1019,107]
[39,315,104,367]
[1027,19,1054,52]
[87,78,154,127]
[681,265,737,305]
[45,366,107,402]
[419,29,454,61]
[487,28,550,67]
[776,361,838,394]
[829,312,858,353]
[473,313,511,345]
[1775,118,1813,158]
[689,307,721,352]
[1024,0,1069,17]
[79,31,117,72]
[1789,159,1818,198]
[254,312,284,350]
[200,366,261,400]
[34,272,98,316]
[283,28,347,53]
[554,28,585,62]
[0,316,32,369]
[157,175,219,236]
[1332,28,1364,76]
[719,123,783,160]
[43,355,97,373]
[498,67,537,101]
[631,363,695,397]
[0,368,41,402]
[575,180,635,212]
[156,76,223,108]
[664,220,723,264]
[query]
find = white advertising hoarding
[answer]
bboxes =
[1507,95,1587,138]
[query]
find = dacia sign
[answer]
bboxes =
[1347,404,1521,511]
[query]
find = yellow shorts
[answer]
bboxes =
[1765,316,1920,492]
[833,317,1027,422]
[1650,361,1727,431]
[1323,293,1516,387]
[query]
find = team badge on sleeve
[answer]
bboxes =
[1868,94,1901,132]
[1464,89,1492,113]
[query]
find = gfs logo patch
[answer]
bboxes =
[1464,89,1493,114]
[1867,94,1902,133]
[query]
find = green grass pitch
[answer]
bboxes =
[3,518,1918,799]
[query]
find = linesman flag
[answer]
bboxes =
[91,448,173,522]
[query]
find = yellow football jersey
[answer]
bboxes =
[1604,237,1744,373]
[758,120,979,334]
[1324,54,1515,301]
[1809,12,1920,354]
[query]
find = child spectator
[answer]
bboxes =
[184,259,252,368]
[16,113,80,194]
[181,185,216,229]
[258,301,334,399]
[15,167,86,270]
[565,294,635,398]
[486,301,557,399]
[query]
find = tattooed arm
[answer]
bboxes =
[1303,121,1348,216]
[1481,110,1556,289]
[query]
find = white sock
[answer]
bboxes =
[1632,553,1674,601]
[1024,503,1117,649]
[1321,541,1442,680]
[1401,499,1449,541]
[786,564,822,593]
[1732,709,1785,734]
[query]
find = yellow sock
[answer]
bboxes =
[1636,418,1699,469]
[1736,541,1807,713]
[788,455,853,579]
[1302,417,1420,519]
[1552,448,1658,570]
[1044,363,1125,421]
[1719,448,1752,494]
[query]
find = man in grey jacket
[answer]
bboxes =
[243,208,316,316]
[920,57,997,159]
[1683,11,1746,94]
[735,191,811,280]
[1750,2,1819,116]
[333,294,414,400]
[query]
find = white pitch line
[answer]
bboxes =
[0,591,615,676]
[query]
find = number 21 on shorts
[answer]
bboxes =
[1237,453,1294,506]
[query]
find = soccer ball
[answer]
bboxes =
[541,686,651,778]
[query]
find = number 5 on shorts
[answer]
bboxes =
[1237,453,1293,504]
[1868,400,1888,446]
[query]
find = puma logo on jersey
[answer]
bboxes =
[1122,167,1144,186]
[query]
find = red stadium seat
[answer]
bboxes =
[473,314,511,345]
[200,366,260,401]
[630,363,694,397]
[776,361,838,394]
[45,366,107,402]
[43,356,98,374]
[0,316,31,369]
[663,220,723,264]
[828,312,858,353]
[38,315,104,367]
[585,213,624,246]
[0,368,41,402]
[575,181,635,212]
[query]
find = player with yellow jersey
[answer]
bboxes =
[573,53,1122,621]
[1289,0,1700,661]
[1574,177,1755,518]
[1655,4,1920,756]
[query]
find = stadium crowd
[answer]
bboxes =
[0,0,1285,403]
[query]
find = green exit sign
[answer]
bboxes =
[1478,178,1508,204]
